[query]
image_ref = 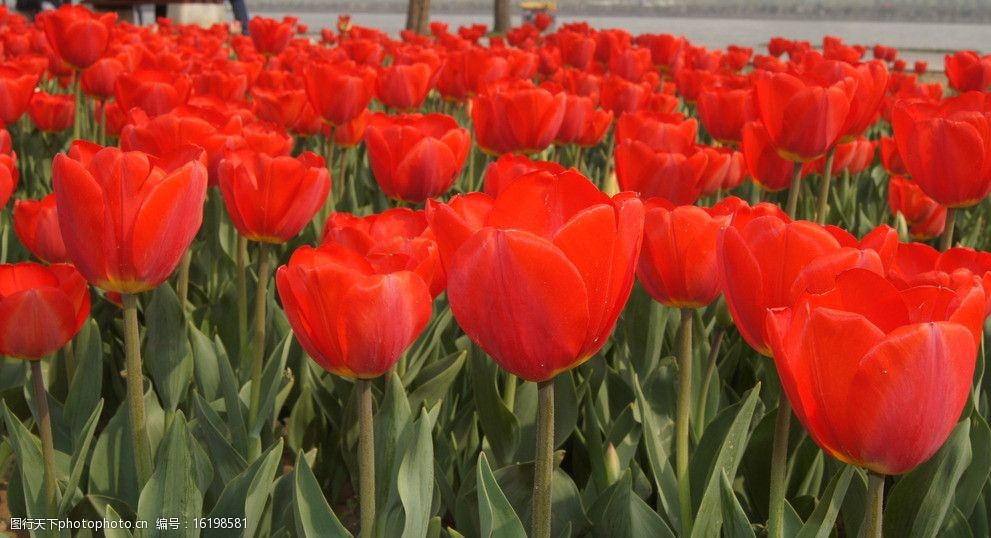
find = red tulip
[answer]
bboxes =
[14,194,69,264]
[471,80,566,155]
[697,145,745,196]
[555,30,596,70]
[115,70,192,117]
[879,136,907,176]
[364,113,470,203]
[944,51,991,93]
[638,199,731,308]
[892,93,991,208]
[304,60,376,126]
[914,61,928,75]
[0,262,90,359]
[609,47,652,82]
[331,109,371,148]
[0,65,39,124]
[52,142,208,293]
[218,150,330,243]
[888,176,947,240]
[375,62,435,111]
[615,140,708,204]
[276,243,432,378]
[28,91,74,133]
[251,86,309,131]
[640,33,685,71]
[81,57,125,100]
[38,5,116,70]
[248,16,294,55]
[554,93,613,148]
[427,169,643,382]
[321,208,445,297]
[717,216,870,355]
[599,74,648,117]
[753,71,855,162]
[697,83,756,145]
[804,138,875,177]
[767,268,985,474]
[482,154,565,197]
[615,112,697,153]
[741,121,795,192]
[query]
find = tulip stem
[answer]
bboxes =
[695,326,725,437]
[503,371,518,410]
[248,242,272,438]
[814,147,836,225]
[122,293,153,487]
[532,379,555,538]
[236,235,248,365]
[785,162,803,219]
[767,397,792,538]
[177,250,192,311]
[357,378,376,538]
[939,207,957,251]
[864,471,885,538]
[676,308,694,535]
[30,360,58,516]
[72,74,82,142]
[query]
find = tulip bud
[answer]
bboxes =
[604,443,621,486]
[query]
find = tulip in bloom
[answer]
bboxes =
[888,176,947,240]
[375,62,436,111]
[0,262,90,359]
[427,169,644,381]
[249,16,294,55]
[14,195,69,264]
[52,142,208,293]
[218,150,330,243]
[81,57,126,100]
[276,244,432,378]
[472,81,566,155]
[38,5,116,70]
[304,60,376,126]
[28,91,74,133]
[614,140,708,205]
[0,150,18,209]
[364,113,470,203]
[614,112,697,153]
[638,199,731,308]
[753,71,856,162]
[115,70,192,117]
[697,82,756,145]
[741,121,794,192]
[944,51,991,93]
[767,268,985,474]
[482,154,565,197]
[892,93,991,208]
[0,65,40,124]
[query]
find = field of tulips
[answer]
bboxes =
[2,4,991,537]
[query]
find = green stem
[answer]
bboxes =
[30,360,58,516]
[503,372,518,411]
[344,147,359,212]
[248,242,273,431]
[358,378,376,538]
[676,308,694,535]
[532,379,555,538]
[236,234,248,366]
[695,326,725,435]
[814,147,836,225]
[785,162,803,219]
[939,207,957,251]
[864,472,885,538]
[123,293,153,487]
[767,397,792,538]
[177,249,191,311]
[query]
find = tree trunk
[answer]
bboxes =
[494,0,510,33]
[416,0,431,34]
[406,0,420,31]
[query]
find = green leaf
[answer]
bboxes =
[137,412,202,538]
[514,370,579,461]
[214,335,248,457]
[143,283,193,412]
[588,471,675,538]
[2,401,55,535]
[884,419,972,538]
[470,350,519,466]
[104,504,133,538]
[632,372,679,527]
[719,470,756,538]
[408,350,466,411]
[189,324,220,402]
[398,407,439,538]
[63,320,103,440]
[690,383,762,538]
[476,453,527,538]
[955,412,991,518]
[248,334,292,436]
[795,465,854,538]
[207,439,283,538]
[292,451,351,538]
[57,399,104,517]
[940,506,974,538]
[191,392,247,484]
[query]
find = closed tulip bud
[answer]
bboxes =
[0,262,90,359]
[52,142,208,293]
